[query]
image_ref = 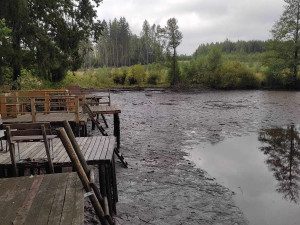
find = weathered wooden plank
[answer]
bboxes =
[71,176,84,225]
[94,136,105,160]
[105,136,116,160]
[60,173,79,225]
[58,136,86,163]
[89,136,102,161]
[0,176,35,225]
[47,173,72,225]
[30,173,68,225]
[12,175,44,225]
[84,136,97,160]
[100,137,110,161]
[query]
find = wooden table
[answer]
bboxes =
[0,172,84,225]
[87,105,121,148]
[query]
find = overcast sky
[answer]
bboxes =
[97,0,284,55]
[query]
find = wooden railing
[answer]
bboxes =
[0,88,111,121]
[0,95,80,122]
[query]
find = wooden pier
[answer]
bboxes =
[0,172,84,225]
[0,136,118,216]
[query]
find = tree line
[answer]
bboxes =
[83,17,167,69]
[193,39,268,57]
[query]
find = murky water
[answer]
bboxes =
[110,90,300,225]
[186,128,300,225]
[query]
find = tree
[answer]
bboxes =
[259,125,300,203]
[0,0,103,88]
[0,18,11,85]
[162,18,183,85]
[271,0,300,88]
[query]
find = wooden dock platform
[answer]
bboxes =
[0,172,84,225]
[0,136,116,168]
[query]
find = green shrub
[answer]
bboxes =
[125,64,145,85]
[147,71,161,85]
[215,61,260,89]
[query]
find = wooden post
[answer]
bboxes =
[30,98,36,122]
[56,128,113,225]
[44,93,50,114]
[113,113,120,149]
[41,124,54,173]
[11,92,18,118]
[74,96,80,136]
[108,89,111,106]
[0,94,6,118]
[5,126,18,177]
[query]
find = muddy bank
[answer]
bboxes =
[85,90,300,225]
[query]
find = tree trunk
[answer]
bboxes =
[293,2,300,88]
[173,47,176,85]
[12,34,21,90]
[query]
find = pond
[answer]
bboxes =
[186,125,300,225]
[111,90,300,224]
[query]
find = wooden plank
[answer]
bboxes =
[12,175,44,224]
[89,136,102,161]
[105,136,116,160]
[29,173,68,225]
[84,136,97,161]
[71,175,84,225]
[60,173,79,225]
[94,136,105,160]
[58,137,86,163]
[47,173,72,225]
[99,137,110,161]
[0,176,35,225]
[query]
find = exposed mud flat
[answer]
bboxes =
[85,90,300,225]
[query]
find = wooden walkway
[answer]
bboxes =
[0,136,116,166]
[0,172,83,225]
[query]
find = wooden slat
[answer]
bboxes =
[0,176,35,224]
[94,136,106,160]
[71,175,84,225]
[31,173,68,225]
[47,173,72,225]
[60,173,79,225]
[58,137,86,163]
[89,136,102,161]
[99,137,110,161]
[84,136,97,161]
[105,136,116,160]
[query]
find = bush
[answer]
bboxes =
[147,71,161,85]
[125,64,145,85]
[214,61,260,89]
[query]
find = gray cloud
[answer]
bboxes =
[97,0,284,55]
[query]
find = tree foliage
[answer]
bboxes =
[0,0,103,88]
[267,0,300,87]
[162,18,183,85]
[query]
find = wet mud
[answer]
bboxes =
[85,90,300,225]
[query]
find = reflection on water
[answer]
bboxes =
[186,126,300,225]
[259,125,300,204]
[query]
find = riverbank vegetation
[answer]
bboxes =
[0,0,299,91]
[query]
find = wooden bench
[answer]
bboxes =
[3,122,56,176]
